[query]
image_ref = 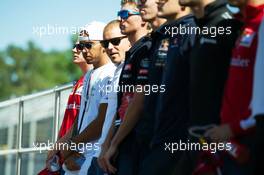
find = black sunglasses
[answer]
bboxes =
[73,43,95,50]
[101,36,127,48]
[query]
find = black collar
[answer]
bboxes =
[198,0,228,26]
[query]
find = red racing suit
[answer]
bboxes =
[221,4,264,136]
[58,76,84,138]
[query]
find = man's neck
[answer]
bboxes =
[79,63,90,74]
[128,28,148,46]
[151,17,167,31]
[191,0,215,19]
[93,55,110,69]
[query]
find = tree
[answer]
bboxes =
[0,38,82,101]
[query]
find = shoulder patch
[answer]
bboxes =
[239,28,256,47]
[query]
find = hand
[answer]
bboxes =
[104,144,118,174]
[64,152,82,171]
[46,140,68,164]
[60,148,74,161]
[97,144,109,172]
[46,150,58,167]
[205,124,234,143]
[46,154,60,171]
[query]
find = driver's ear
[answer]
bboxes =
[100,44,106,53]
[141,21,147,27]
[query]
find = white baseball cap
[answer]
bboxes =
[78,21,106,41]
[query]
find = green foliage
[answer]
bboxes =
[0,39,81,101]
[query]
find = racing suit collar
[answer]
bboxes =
[196,0,228,27]
[203,0,227,18]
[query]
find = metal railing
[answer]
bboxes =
[0,84,73,175]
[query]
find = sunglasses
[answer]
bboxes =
[73,42,97,50]
[101,36,127,48]
[117,9,140,20]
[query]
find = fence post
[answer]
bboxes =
[16,100,24,175]
[53,89,61,143]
